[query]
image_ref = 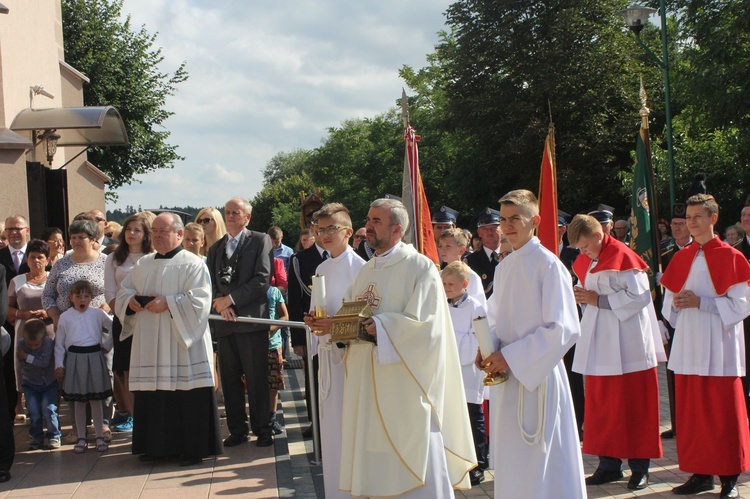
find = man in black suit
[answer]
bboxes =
[88,209,117,250]
[288,228,327,436]
[208,198,275,447]
[1,215,31,285]
[0,267,12,483]
[464,208,501,298]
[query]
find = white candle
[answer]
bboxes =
[473,316,498,360]
[311,274,327,314]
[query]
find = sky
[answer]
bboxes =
[108,0,454,211]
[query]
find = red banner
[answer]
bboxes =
[537,127,559,256]
[402,124,439,264]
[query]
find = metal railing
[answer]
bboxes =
[208,314,321,464]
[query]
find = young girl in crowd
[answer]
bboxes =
[54,280,113,453]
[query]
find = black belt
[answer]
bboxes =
[68,344,101,353]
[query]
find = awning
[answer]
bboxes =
[9,106,129,146]
[0,128,33,149]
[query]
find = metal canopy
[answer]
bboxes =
[0,128,33,149]
[10,106,129,146]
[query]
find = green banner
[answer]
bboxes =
[629,128,657,289]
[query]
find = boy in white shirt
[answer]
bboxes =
[438,228,487,309]
[442,261,487,486]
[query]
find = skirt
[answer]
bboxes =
[111,316,133,374]
[62,345,113,402]
[132,387,223,459]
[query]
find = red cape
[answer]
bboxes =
[572,234,648,288]
[660,236,750,296]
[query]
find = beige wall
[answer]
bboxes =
[0,150,29,220]
[67,162,106,221]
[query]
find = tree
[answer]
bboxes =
[62,0,188,194]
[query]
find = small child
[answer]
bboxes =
[267,285,289,435]
[54,280,113,453]
[183,222,205,258]
[438,228,488,309]
[17,318,61,450]
[441,261,488,486]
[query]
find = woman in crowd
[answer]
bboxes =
[42,219,110,442]
[724,224,745,248]
[104,214,152,432]
[194,208,226,256]
[41,227,66,268]
[8,240,55,420]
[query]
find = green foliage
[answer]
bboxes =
[62,0,188,196]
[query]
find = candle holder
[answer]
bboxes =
[473,316,509,385]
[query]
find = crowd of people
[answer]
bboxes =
[0,186,749,499]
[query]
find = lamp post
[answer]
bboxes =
[617,2,676,213]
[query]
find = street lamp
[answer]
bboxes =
[617,2,676,213]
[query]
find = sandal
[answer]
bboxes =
[95,437,108,452]
[74,439,88,453]
[102,427,112,443]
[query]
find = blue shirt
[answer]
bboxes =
[273,244,294,272]
[18,336,56,387]
[267,286,286,350]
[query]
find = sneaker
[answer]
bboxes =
[63,432,78,445]
[113,417,133,432]
[29,439,43,450]
[269,418,284,435]
[110,412,130,427]
[48,438,61,449]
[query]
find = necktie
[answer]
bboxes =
[322,250,329,260]
[227,237,238,258]
[12,250,22,271]
[491,251,499,265]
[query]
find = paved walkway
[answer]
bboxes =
[1,362,749,497]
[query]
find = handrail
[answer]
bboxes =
[208,314,321,464]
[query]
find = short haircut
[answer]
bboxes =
[158,212,184,232]
[686,193,719,216]
[40,226,63,242]
[316,203,352,228]
[370,198,410,237]
[68,220,98,239]
[726,224,746,239]
[22,319,47,343]
[184,222,204,237]
[26,239,49,258]
[567,214,603,246]
[439,227,469,248]
[267,226,283,240]
[498,189,539,217]
[442,260,471,283]
[5,215,28,227]
[227,198,252,215]
[70,280,93,296]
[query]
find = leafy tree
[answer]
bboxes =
[62,0,188,195]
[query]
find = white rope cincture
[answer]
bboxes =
[318,342,332,401]
[517,376,549,453]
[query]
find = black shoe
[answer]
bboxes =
[627,472,649,490]
[469,468,485,486]
[661,428,675,439]
[269,418,284,435]
[672,474,715,495]
[302,425,313,439]
[179,456,203,467]
[223,433,249,447]
[585,468,623,486]
[720,480,739,498]
[256,434,274,447]
[0,470,9,483]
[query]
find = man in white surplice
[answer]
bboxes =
[338,198,476,498]
[303,203,365,499]
[481,190,586,499]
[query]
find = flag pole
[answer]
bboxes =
[639,78,663,275]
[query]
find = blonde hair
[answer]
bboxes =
[184,222,204,238]
[498,189,539,217]
[567,214,603,246]
[439,227,469,248]
[316,202,352,228]
[195,207,227,249]
[442,260,471,283]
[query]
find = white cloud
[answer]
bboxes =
[109,0,452,211]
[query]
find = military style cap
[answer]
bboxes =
[558,209,571,226]
[475,207,501,227]
[431,206,458,225]
[672,203,687,220]
[587,204,615,224]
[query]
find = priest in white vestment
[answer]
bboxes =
[481,190,586,499]
[303,203,365,499]
[116,213,222,465]
[339,198,476,498]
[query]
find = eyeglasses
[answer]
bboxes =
[353,234,366,239]
[95,217,106,223]
[316,225,350,237]
[5,227,27,232]
[196,218,213,224]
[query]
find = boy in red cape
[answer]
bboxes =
[568,214,665,491]
[661,193,750,498]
